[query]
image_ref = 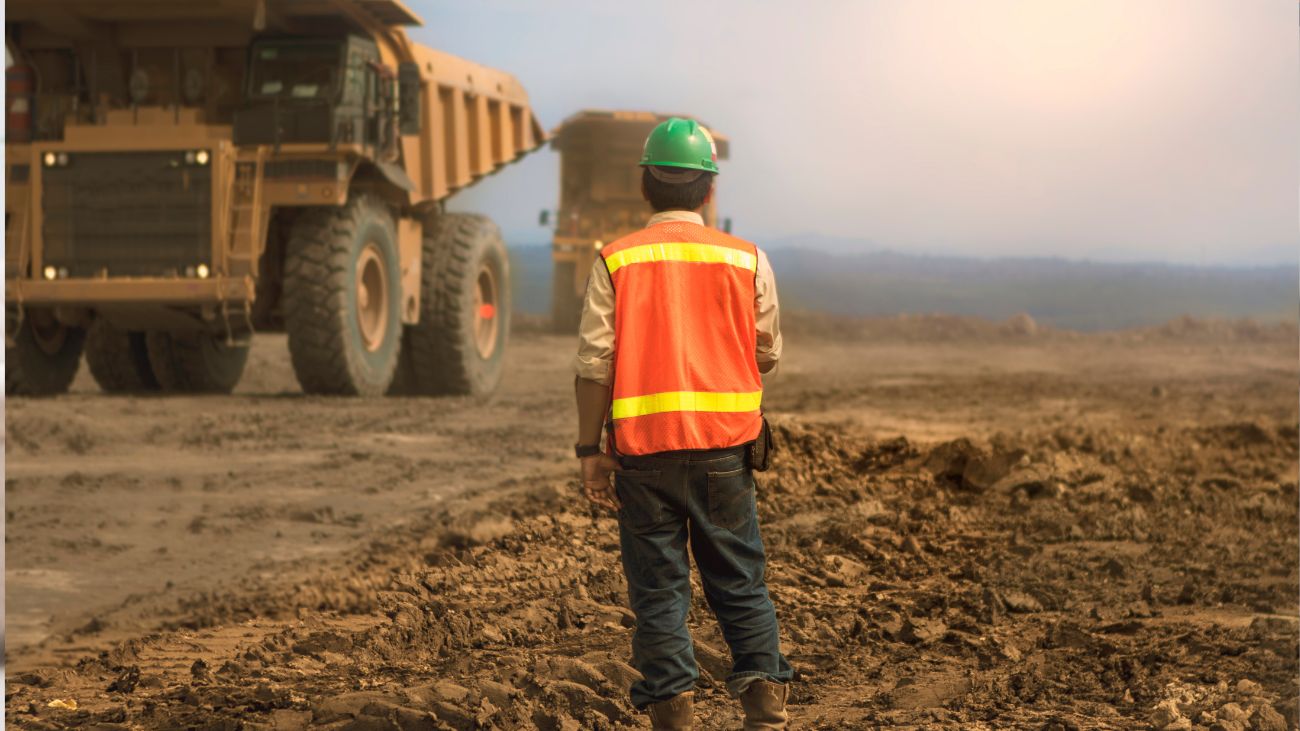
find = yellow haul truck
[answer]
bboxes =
[4,0,544,396]
[544,110,729,332]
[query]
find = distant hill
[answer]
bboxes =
[506,244,1297,331]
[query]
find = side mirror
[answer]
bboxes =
[723,217,733,234]
[539,209,550,226]
[397,62,421,134]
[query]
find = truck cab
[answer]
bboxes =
[236,36,396,153]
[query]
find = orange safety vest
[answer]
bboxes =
[602,218,763,456]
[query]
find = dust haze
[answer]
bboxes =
[438,0,1298,266]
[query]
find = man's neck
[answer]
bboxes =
[647,209,704,227]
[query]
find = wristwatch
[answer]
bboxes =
[574,443,602,458]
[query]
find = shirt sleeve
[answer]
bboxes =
[755,248,782,365]
[573,257,616,385]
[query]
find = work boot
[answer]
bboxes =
[739,680,789,730]
[646,691,694,730]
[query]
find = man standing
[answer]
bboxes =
[572,118,791,730]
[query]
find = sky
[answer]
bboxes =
[414,1,1298,267]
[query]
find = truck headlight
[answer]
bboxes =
[43,265,57,280]
[196,264,210,279]
[195,150,210,166]
[42,152,56,167]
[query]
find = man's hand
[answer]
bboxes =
[580,453,621,512]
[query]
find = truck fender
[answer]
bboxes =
[373,160,416,193]
[347,160,415,207]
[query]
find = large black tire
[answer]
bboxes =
[283,194,402,396]
[551,260,583,334]
[145,331,249,394]
[85,320,160,394]
[396,213,510,396]
[5,314,85,396]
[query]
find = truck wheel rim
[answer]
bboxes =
[474,263,499,360]
[356,242,389,352]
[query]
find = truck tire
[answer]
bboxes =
[283,194,402,396]
[396,213,509,396]
[145,331,249,394]
[85,320,160,393]
[551,260,583,334]
[5,315,85,396]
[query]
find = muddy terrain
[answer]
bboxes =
[6,317,1298,729]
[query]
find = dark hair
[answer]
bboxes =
[642,167,715,212]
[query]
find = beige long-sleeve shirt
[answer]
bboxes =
[573,210,782,386]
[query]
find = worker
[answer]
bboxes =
[573,118,791,730]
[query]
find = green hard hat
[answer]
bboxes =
[639,117,720,174]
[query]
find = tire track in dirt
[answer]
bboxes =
[7,415,1297,729]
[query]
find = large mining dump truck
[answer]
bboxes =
[545,110,729,332]
[4,0,544,396]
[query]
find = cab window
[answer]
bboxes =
[248,43,341,101]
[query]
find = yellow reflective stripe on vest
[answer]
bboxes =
[604,242,757,275]
[611,390,763,419]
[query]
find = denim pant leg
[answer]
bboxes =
[616,464,697,708]
[686,455,793,693]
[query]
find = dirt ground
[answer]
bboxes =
[6,317,1298,729]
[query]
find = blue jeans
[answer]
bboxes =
[614,446,792,709]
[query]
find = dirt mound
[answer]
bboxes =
[781,311,1063,343]
[1139,315,1299,344]
[9,411,1296,729]
[778,311,1300,345]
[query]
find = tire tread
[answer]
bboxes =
[4,321,85,396]
[401,213,509,396]
[86,320,160,393]
[283,194,398,396]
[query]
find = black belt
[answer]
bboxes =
[620,445,747,463]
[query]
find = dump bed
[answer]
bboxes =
[402,43,545,201]
[552,110,729,162]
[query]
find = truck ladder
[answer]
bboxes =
[219,150,267,346]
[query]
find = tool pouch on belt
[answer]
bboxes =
[747,416,774,472]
